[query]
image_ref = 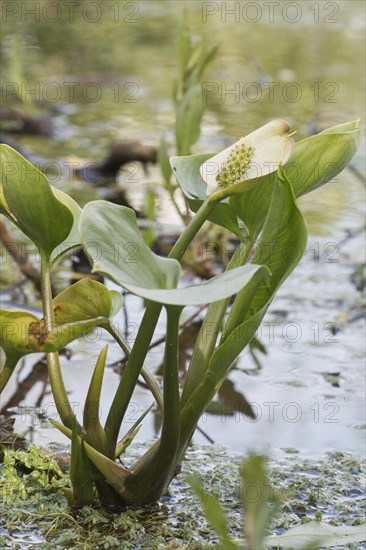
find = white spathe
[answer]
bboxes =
[200,119,295,196]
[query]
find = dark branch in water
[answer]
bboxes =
[0,108,53,137]
[73,141,157,184]
[0,220,43,293]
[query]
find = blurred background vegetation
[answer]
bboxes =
[1,0,364,159]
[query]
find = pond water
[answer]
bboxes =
[0,0,365,457]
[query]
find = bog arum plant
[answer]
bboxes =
[0,119,361,505]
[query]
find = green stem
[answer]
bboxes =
[166,184,189,225]
[104,199,218,447]
[159,306,182,453]
[140,368,163,412]
[41,255,75,429]
[121,305,182,503]
[104,302,162,445]
[169,199,217,260]
[104,325,130,358]
[105,324,163,411]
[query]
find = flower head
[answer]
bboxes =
[216,141,255,188]
[200,119,295,200]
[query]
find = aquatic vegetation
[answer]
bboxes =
[189,452,366,549]
[0,118,361,505]
[0,445,364,548]
[158,16,219,224]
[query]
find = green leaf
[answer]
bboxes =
[110,290,124,317]
[176,15,218,95]
[47,278,123,347]
[0,309,41,357]
[188,476,239,550]
[264,521,366,549]
[186,40,206,76]
[51,419,131,496]
[0,309,38,391]
[0,306,89,359]
[229,172,277,240]
[180,257,267,405]
[170,153,247,239]
[0,355,22,393]
[0,144,73,259]
[196,44,219,82]
[286,120,361,198]
[0,280,122,359]
[0,178,14,220]
[79,201,181,291]
[115,403,154,458]
[170,153,209,200]
[209,167,307,379]
[238,167,308,318]
[52,278,121,325]
[127,265,269,306]
[320,120,360,134]
[79,201,268,305]
[83,345,111,457]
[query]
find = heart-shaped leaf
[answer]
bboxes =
[52,278,122,326]
[45,279,123,348]
[0,145,74,259]
[170,153,209,201]
[79,201,268,305]
[122,264,269,306]
[80,201,181,291]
